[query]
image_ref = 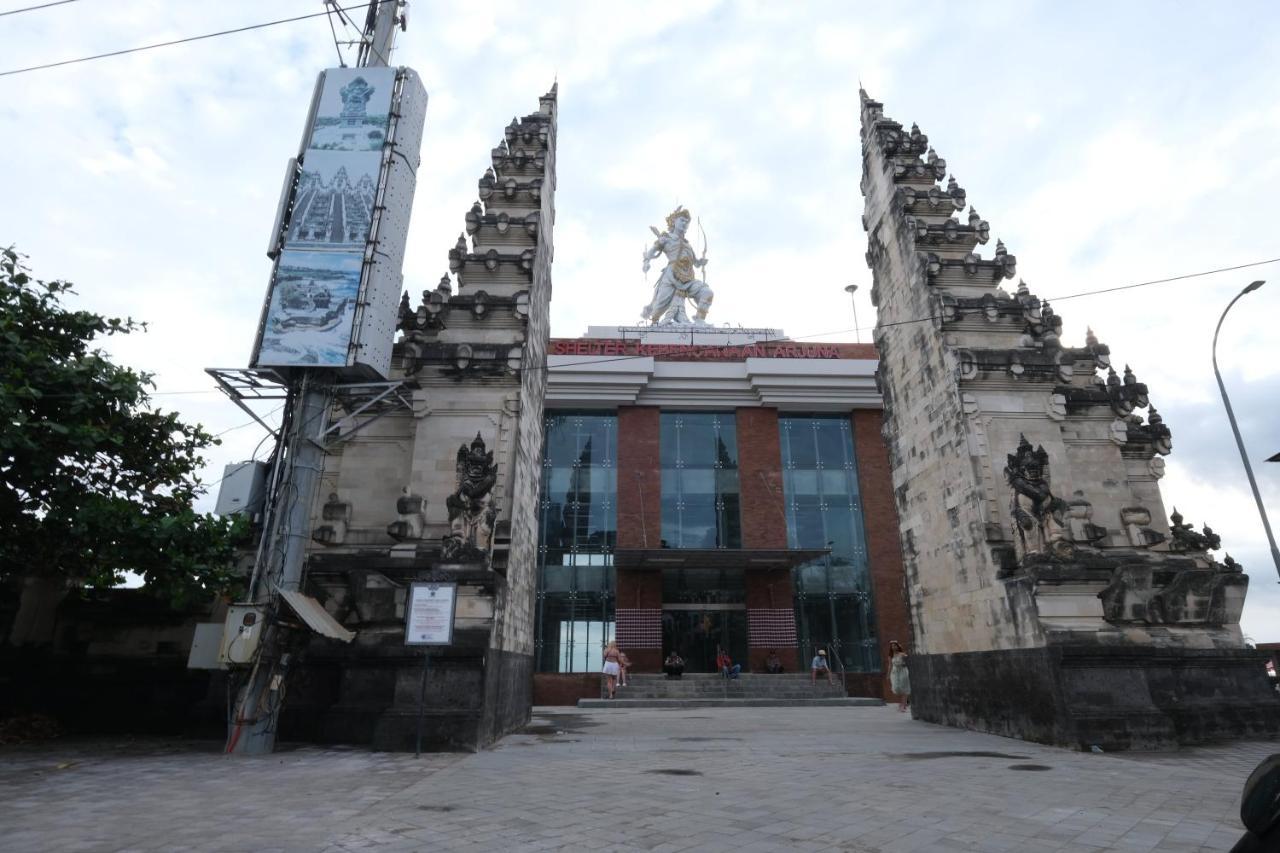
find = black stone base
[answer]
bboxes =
[279,643,533,752]
[908,646,1280,751]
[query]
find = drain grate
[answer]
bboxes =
[645,768,703,776]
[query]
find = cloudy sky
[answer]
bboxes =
[3,1,1278,640]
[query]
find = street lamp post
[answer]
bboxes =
[844,284,862,343]
[1212,280,1280,582]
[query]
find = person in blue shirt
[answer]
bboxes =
[810,648,835,685]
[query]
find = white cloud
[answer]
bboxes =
[2,1,1278,641]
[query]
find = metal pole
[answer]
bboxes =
[1212,280,1280,582]
[228,378,330,755]
[415,651,429,757]
[844,284,861,343]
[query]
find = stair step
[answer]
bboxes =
[579,698,884,709]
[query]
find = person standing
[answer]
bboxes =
[602,641,622,699]
[618,650,632,688]
[810,648,835,685]
[889,640,911,712]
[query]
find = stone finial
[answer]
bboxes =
[1123,365,1137,386]
[1106,366,1121,388]
[1086,326,1098,347]
[437,273,452,295]
[1169,508,1220,553]
[387,486,428,542]
[313,493,352,546]
[947,175,959,193]
[927,147,938,165]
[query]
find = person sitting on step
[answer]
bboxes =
[811,648,836,686]
[765,649,784,674]
[716,647,741,680]
[664,651,685,680]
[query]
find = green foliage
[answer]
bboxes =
[0,247,246,605]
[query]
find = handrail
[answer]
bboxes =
[827,642,848,693]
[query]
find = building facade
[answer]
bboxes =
[531,327,911,704]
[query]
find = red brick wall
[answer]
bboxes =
[736,408,800,671]
[616,406,661,549]
[851,409,911,697]
[736,408,789,550]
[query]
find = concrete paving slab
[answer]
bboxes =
[0,707,1274,851]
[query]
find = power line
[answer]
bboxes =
[494,253,1280,375]
[0,0,80,17]
[0,1,392,78]
[1045,256,1280,303]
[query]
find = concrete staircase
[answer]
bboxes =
[578,673,883,709]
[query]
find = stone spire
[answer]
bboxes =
[859,90,1270,750]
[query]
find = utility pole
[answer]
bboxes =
[226,1,403,756]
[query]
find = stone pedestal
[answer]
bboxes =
[909,646,1280,750]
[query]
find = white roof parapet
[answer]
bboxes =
[744,357,880,410]
[545,353,882,410]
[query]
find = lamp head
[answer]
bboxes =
[1244,280,1265,293]
[844,284,858,295]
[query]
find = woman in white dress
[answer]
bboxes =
[602,641,623,700]
[888,640,911,712]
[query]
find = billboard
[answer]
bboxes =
[256,250,363,367]
[251,65,426,378]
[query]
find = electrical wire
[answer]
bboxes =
[0,1,395,78]
[0,0,80,17]
[481,253,1280,376]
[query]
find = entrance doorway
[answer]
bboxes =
[661,606,748,673]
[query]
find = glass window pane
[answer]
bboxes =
[814,420,847,467]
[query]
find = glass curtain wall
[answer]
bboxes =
[779,415,879,672]
[535,413,617,672]
[659,412,742,548]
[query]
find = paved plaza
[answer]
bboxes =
[0,705,1274,852]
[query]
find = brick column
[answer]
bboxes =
[616,406,662,671]
[736,407,799,672]
[851,409,911,696]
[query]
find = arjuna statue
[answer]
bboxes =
[641,206,713,325]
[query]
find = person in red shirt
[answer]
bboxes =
[716,647,741,680]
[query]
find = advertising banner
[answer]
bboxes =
[255,250,363,367]
[252,66,405,373]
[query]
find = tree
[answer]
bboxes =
[0,247,245,607]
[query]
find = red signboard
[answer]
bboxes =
[549,338,875,362]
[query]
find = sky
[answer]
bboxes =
[2,0,1278,641]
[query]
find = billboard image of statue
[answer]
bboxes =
[288,150,381,248]
[307,67,395,152]
[255,250,364,368]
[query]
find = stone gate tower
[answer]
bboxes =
[859,91,1278,749]
[288,86,557,750]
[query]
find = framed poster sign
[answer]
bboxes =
[405,582,457,646]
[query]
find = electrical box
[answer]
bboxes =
[214,461,268,517]
[219,605,265,666]
[187,623,226,670]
